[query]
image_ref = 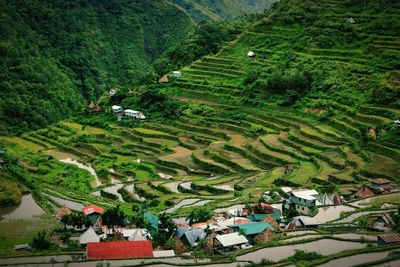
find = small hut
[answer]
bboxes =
[354,185,375,198]
[346,17,356,24]
[247,51,256,58]
[79,227,100,245]
[159,75,169,83]
[54,205,72,220]
[89,101,95,110]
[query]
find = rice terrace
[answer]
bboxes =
[0,0,399,266]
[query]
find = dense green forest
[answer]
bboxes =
[0,0,271,135]
[171,0,277,22]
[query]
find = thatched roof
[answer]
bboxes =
[89,101,95,109]
[260,214,280,230]
[54,205,72,220]
[355,185,375,198]
[159,75,169,83]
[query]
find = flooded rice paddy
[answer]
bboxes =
[237,239,366,263]
[0,194,45,221]
[59,158,102,187]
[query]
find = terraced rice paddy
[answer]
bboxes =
[1,0,398,221]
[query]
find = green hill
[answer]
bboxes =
[0,0,273,135]
[171,0,277,22]
[2,0,399,217]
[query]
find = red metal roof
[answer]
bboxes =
[82,205,104,216]
[378,233,400,244]
[87,241,153,259]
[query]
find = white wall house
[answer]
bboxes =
[112,105,123,113]
[124,109,146,120]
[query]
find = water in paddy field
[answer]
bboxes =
[0,194,45,221]
[59,158,102,187]
[237,239,366,263]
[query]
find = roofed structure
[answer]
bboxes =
[354,185,375,198]
[54,205,72,220]
[378,233,400,245]
[319,193,334,206]
[144,211,158,233]
[86,240,153,259]
[82,205,104,216]
[215,232,248,248]
[159,75,169,83]
[346,17,356,24]
[229,222,275,236]
[79,227,100,245]
[182,229,206,246]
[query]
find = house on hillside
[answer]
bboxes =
[228,222,275,242]
[370,178,394,194]
[89,101,101,112]
[346,17,356,24]
[318,193,334,206]
[377,233,400,245]
[181,229,206,247]
[213,232,249,252]
[354,185,375,199]
[54,205,72,221]
[86,240,153,259]
[288,189,319,216]
[122,228,149,241]
[247,51,256,58]
[79,227,100,245]
[109,88,117,96]
[124,109,146,120]
[287,216,320,229]
[112,105,123,113]
[159,75,169,83]
[372,213,396,232]
[144,211,158,234]
[82,204,104,229]
[172,71,182,78]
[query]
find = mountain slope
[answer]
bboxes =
[0,0,274,135]
[171,0,277,22]
[179,0,400,107]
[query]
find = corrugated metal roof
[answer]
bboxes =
[216,232,249,247]
[229,222,275,235]
[82,205,104,216]
[87,241,153,259]
[378,233,400,243]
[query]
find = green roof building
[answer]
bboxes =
[144,211,158,233]
[228,222,275,236]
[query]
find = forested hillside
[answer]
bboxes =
[0,0,271,135]
[171,0,277,22]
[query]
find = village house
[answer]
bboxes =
[122,228,149,241]
[86,240,153,259]
[124,109,146,120]
[144,211,159,234]
[159,75,169,83]
[377,233,400,245]
[370,178,394,194]
[228,222,275,242]
[288,189,319,216]
[109,88,117,96]
[79,227,100,246]
[172,71,182,78]
[346,17,356,24]
[82,204,104,229]
[88,101,101,112]
[247,51,256,57]
[371,213,396,232]
[54,205,72,221]
[213,232,249,252]
[354,185,375,199]
[112,105,123,113]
